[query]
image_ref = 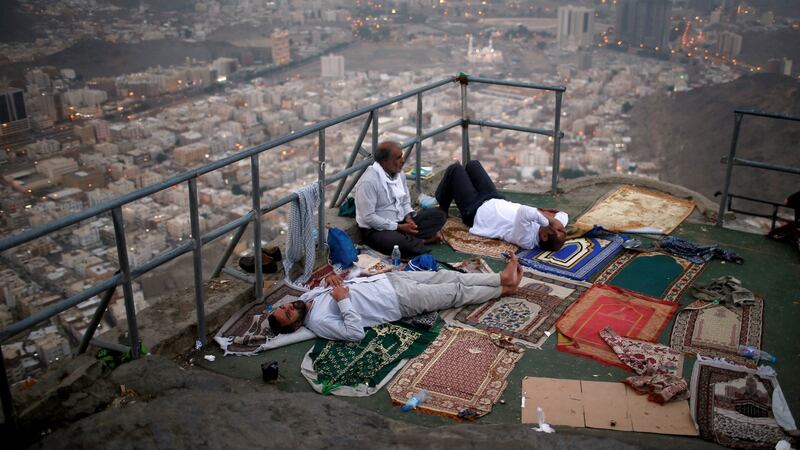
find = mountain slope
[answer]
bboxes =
[627,73,800,207]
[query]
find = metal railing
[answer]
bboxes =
[0,74,565,427]
[716,109,800,227]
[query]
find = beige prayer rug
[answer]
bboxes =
[387,327,523,420]
[441,218,518,260]
[670,297,764,367]
[575,185,695,234]
[454,269,590,348]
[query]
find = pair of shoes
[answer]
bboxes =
[263,246,282,262]
[238,252,278,274]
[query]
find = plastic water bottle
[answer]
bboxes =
[418,193,438,209]
[401,389,428,412]
[391,245,401,271]
[738,345,777,363]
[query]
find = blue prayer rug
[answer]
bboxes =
[517,231,625,281]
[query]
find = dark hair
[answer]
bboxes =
[268,313,295,335]
[539,228,565,252]
[374,141,398,163]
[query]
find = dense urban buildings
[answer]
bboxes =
[0,0,797,387]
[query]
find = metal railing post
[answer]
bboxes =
[330,111,373,208]
[211,222,248,278]
[188,178,207,345]
[111,207,140,359]
[0,347,17,430]
[318,129,326,248]
[552,91,564,193]
[250,155,263,299]
[415,93,423,194]
[372,108,379,155]
[717,112,744,226]
[77,278,118,354]
[460,79,470,164]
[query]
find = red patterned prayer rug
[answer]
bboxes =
[670,297,764,367]
[387,328,523,420]
[304,264,352,290]
[555,284,678,370]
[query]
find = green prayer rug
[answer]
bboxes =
[308,321,441,394]
[593,251,704,302]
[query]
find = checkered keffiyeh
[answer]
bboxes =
[283,183,320,285]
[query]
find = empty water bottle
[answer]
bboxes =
[391,245,401,271]
[401,389,428,412]
[738,345,777,363]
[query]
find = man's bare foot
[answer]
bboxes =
[423,231,444,245]
[499,253,523,287]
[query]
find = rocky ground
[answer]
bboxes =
[13,355,636,450]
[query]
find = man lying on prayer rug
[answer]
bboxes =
[267,253,525,341]
[435,160,568,251]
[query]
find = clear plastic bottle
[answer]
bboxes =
[401,389,428,412]
[738,345,777,363]
[391,245,401,271]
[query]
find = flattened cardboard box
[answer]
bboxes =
[520,377,698,436]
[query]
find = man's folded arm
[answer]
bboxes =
[510,205,549,249]
[310,298,366,342]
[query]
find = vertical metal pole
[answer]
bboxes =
[372,109,379,155]
[0,346,17,431]
[188,178,207,345]
[717,112,744,227]
[77,281,118,354]
[551,91,564,194]
[330,111,373,208]
[415,93,423,194]
[460,81,470,164]
[250,155,263,299]
[111,207,140,359]
[318,129,326,249]
[211,222,248,278]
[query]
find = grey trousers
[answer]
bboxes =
[385,271,503,317]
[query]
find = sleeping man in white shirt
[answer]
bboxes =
[267,253,525,341]
[435,160,568,251]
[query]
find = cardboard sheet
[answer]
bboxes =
[521,377,699,436]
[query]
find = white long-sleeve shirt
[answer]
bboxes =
[354,166,413,231]
[469,199,569,250]
[301,274,401,342]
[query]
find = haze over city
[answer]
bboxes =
[1,0,798,399]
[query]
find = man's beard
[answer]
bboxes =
[292,300,307,324]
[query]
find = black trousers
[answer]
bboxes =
[435,160,504,227]
[360,207,447,257]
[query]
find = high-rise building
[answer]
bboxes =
[0,88,30,137]
[271,29,291,66]
[614,0,671,51]
[557,6,595,50]
[321,54,345,79]
[717,31,742,59]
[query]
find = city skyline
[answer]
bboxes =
[1,0,798,387]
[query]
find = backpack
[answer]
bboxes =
[327,227,358,268]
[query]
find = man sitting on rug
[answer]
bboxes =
[355,141,447,257]
[267,254,525,341]
[435,160,568,251]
